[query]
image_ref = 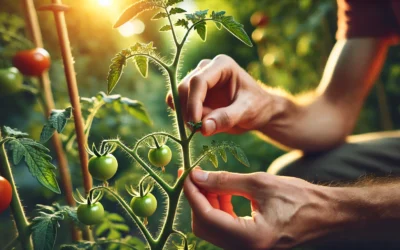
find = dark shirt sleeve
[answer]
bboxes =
[336,0,400,41]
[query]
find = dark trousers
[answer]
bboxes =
[267,132,400,250]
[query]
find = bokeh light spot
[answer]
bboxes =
[118,19,145,37]
[98,0,112,7]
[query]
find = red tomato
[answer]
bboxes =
[0,176,12,213]
[12,48,51,76]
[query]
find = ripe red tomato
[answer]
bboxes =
[250,12,269,27]
[0,176,12,213]
[12,48,51,76]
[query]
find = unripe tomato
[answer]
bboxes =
[77,202,105,225]
[88,154,118,181]
[0,176,12,213]
[0,67,23,96]
[250,11,269,27]
[130,193,157,217]
[12,48,51,76]
[148,145,172,168]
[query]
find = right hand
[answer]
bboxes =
[166,55,281,136]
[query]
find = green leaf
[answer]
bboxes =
[217,16,253,47]
[113,0,161,28]
[40,107,72,143]
[107,52,127,94]
[152,11,168,20]
[96,92,152,125]
[7,138,61,193]
[214,22,222,30]
[175,19,189,29]
[160,25,172,31]
[107,213,125,222]
[228,146,250,167]
[1,126,29,138]
[194,9,208,19]
[32,212,63,250]
[170,7,186,14]
[134,56,148,78]
[196,141,250,168]
[166,0,183,6]
[194,22,207,41]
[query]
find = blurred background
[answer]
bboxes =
[0,0,399,249]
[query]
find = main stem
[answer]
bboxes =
[49,0,92,194]
[0,141,33,250]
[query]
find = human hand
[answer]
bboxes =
[181,169,338,249]
[166,55,284,136]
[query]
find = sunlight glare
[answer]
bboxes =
[118,19,145,37]
[98,0,112,7]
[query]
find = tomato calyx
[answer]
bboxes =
[86,142,116,158]
[73,188,103,206]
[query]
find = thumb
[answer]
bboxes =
[190,170,259,199]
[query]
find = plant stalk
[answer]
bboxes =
[47,0,92,194]
[0,140,33,250]
[21,0,79,240]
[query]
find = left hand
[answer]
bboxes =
[180,168,339,250]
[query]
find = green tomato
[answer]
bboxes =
[0,67,23,96]
[148,145,172,168]
[77,202,104,225]
[89,154,118,181]
[130,193,157,218]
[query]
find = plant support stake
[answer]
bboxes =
[42,0,92,194]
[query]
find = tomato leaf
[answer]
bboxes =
[1,126,29,138]
[40,107,72,143]
[96,92,152,126]
[95,212,130,240]
[170,7,186,14]
[160,24,172,31]
[134,56,149,78]
[152,11,168,20]
[7,138,61,193]
[212,14,253,47]
[107,51,127,94]
[31,208,65,250]
[113,0,162,28]
[166,0,184,6]
[175,19,189,29]
[194,22,207,41]
[196,141,250,168]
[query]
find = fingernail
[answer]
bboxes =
[204,119,216,135]
[192,170,209,182]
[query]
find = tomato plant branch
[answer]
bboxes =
[179,19,212,47]
[134,133,181,151]
[126,54,169,71]
[0,139,33,250]
[93,239,137,249]
[165,7,179,47]
[90,186,156,248]
[3,235,20,250]
[103,139,172,193]
[47,0,92,194]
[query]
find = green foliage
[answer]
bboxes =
[108,42,157,94]
[198,140,250,168]
[212,14,253,47]
[2,126,60,193]
[113,0,163,28]
[95,212,130,240]
[32,204,79,250]
[40,107,72,143]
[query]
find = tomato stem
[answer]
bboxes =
[0,140,33,250]
[151,135,161,149]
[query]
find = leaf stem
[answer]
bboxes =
[134,132,181,151]
[0,141,33,250]
[164,7,179,47]
[151,135,161,149]
[126,53,169,71]
[90,186,156,247]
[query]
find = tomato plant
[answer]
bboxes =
[130,193,157,218]
[88,154,118,181]
[77,202,105,226]
[0,176,12,213]
[0,67,23,96]
[12,48,51,76]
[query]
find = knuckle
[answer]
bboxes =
[177,83,188,94]
[189,75,202,88]
[214,171,230,187]
[214,54,232,63]
[198,59,211,68]
[249,173,269,191]
[220,110,234,128]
